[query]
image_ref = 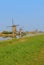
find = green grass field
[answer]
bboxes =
[0,34,44,65]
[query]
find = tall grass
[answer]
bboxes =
[0,34,44,65]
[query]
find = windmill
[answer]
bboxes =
[7,18,19,37]
[18,26,24,37]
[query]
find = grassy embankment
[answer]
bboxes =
[0,34,44,65]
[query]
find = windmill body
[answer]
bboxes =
[12,25,16,33]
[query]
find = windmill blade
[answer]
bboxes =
[15,24,19,26]
[12,24,19,27]
[19,26,24,29]
[6,24,19,27]
[6,26,12,27]
[12,18,14,25]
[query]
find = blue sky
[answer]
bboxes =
[0,0,44,31]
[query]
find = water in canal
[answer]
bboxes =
[0,37,12,41]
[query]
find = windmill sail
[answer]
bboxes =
[12,18,14,25]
